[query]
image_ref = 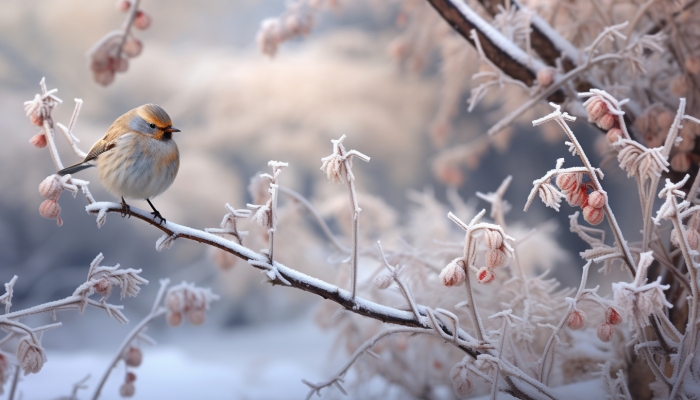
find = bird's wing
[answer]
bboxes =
[83,138,117,162]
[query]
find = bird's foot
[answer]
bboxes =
[151,210,166,225]
[120,198,131,218]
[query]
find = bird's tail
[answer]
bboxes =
[57,162,95,176]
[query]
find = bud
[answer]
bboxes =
[39,175,62,200]
[606,128,623,144]
[605,308,622,325]
[583,205,604,225]
[566,187,588,207]
[30,113,44,127]
[126,372,137,382]
[124,347,142,367]
[115,57,129,73]
[134,11,151,30]
[586,191,606,209]
[476,267,495,284]
[122,38,143,58]
[567,310,586,330]
[374,274,393,290]
[586,98,608,123]
[537,68,555,87]
[94,70,116,86]
[94,278,112,296]
[167,311,183,327]
[485,248,507,269]
[671,152,691,172]
[165,291,184,313]
[17,337,45,375]
[597,323,614,342]
[115,0,131,12]
[29,133,47,148]
[39,200,62,226]
[188,308,206,325]
[597,113,616,130]
[439,259,466,287]
[483,229,503,249]
[119,381,135,397]
[555,172,580,192]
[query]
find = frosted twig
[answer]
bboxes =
[248,161,288,267]
[320,135,370,300]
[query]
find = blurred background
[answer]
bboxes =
[0,0,641,398]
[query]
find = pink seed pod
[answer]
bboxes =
[17,337,45,375]
[476,267,495,284]
[94,278,112,296]
[555,172,579,192]
[605,308,622,325]
[537,68,555,87]
[439,259,466,287]
[122,38,143,58]
[115,57,129,73]
[94,70,116,86]
[39,199,61,221]
[483,229,503,249]
[119,381,135,397]
[374,274,393,290]
[188,308,206,325]
[587,191,606,209]
[606,128,623,144]
[597,113,616,130]
[485,248,507,269]
[567,310,586,330]
[671,152,691,172]
[566,187,588,207]
[134,11,151,30]
[583,205,604,225]
[165,291,184,313]
[126,372,137,382]
[124,347,142,367]
[166,311,183,327]
[39,175,62,200]
[686,56,700,75]
[115,0,131,12]
[597,323,614,342]
[687,229,700,250]
[29,133,47,148]
[586,98,608,123]
[658,110,675,133]
[30,113,44,127]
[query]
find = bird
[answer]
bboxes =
[57,104,180,224]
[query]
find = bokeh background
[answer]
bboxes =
[0,0,641,398]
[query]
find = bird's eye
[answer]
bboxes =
[149,123,156,129]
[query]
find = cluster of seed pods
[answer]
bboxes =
[567,307,622,342]
[119,347,142,397]
[555,173,606,225]
[38,175,64,226]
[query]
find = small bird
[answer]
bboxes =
[58,104,180,224]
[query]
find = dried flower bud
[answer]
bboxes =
[188,308,206,325]
[476,267,495,284]
[450,363,472,397]
[671,152,691,172]
[537,68,555,87]
[555,173,580,192]
[583,205,604,225]
[30,113,44,127]
[120,381,135,397]
[39,199,63,226]
[116,0,131,12]
[658,110,675,133]
[124,347,142,367]
[485,248,507,269]
[567,310,586,330]
[374,274,393,290]
[606,128,623,144]
[115,57,129,73]
[167,311,183,327]
[30,133,47,148]
[166,291,184,313]
[686,56,700,75]
[605,308,622,325]
[587,191,606,209]
[17,337,45,375]
[134,11,151,30]
[597,323,614,342]
[126,372,136,382]
[94,70,116,86]
[597,113,616,130]
[94,278,112,296]
[671,74,689,97]
[122,38,143,58]
[677,131,696,152]
[483,229,503,250]
[566,187,588,207]
[39,175,62,200]
[586,98,608,123]
[671,228,700,250]
[440,259,466,287]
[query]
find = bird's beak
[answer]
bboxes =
[163,127,181,133]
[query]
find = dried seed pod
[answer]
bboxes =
[188,308,206,325]
[583,206,604,225]
[39,175,62,200]
[126,372,137,382]
[587,191,606,209]
[567,310,586,330]
[439,259,466,287]
[94,278,112,296]
[29,133,47,148]
[39,199,61,219]
[597,323,614,342]
[485,248,507,269]
[671,152,691,172]
[567,187,588,207]
[555,172,579,192]
[597,113,616,130]
[586,98,608,122]
[374,274,393,290]
[122,38,143,58]
[606,128,623,144]
[605,308,622,325]
[476,267,495,284]
[166,311,183,327]
[119,381,135,397]
[483,229,503,249]
[124,347,142,367]
[134,11,151,30]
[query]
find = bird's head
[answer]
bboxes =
[130,104,181,140]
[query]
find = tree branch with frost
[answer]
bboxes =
[524,158,598,212]
[476,175,512,228]
[248,161,288,267]
[204,204,252,246]
[92,279,218,400]
[320,135,370,300]
[532,103,636,276]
